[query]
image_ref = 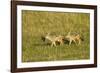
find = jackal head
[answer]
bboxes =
[41,36,46,42]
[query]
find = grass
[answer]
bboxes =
[22,10,90,62]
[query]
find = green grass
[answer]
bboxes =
[22,10,90,62]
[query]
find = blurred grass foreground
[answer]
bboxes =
[22,10,90,62]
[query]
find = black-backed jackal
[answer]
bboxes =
[65,32,84,45]
[41,33,64,46]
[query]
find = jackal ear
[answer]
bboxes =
[68,31,71,35]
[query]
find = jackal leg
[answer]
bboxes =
[73,39,77,44]
[78,39,81,45]
[69,39,72,45]
[60,40,63,45]
[51,42,56,47]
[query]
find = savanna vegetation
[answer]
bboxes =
[22,10,90,62]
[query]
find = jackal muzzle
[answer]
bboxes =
[41,36,46,42]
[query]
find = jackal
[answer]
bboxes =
[41,33,64,46]
[65,32,84,45]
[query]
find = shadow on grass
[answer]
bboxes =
[33,43,51,46]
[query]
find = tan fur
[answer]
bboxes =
[55,35,64,45]
[45,33,64,46]
[65,34,82,45]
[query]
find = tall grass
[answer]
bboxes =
[22,10,90,62]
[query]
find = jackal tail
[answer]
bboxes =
[80,36,84,41]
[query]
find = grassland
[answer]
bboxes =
[22,10,90,62]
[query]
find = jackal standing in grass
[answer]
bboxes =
[65,32,84,45]
[41,33,64,46]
